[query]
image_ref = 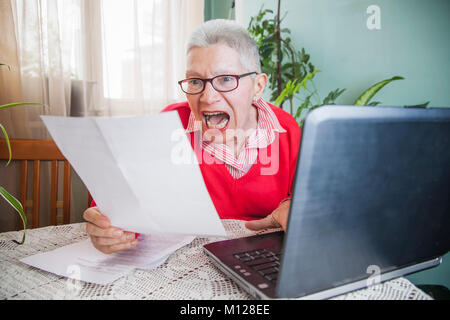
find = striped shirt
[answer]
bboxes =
[185,98,287,179]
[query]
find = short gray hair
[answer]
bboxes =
[187,19,261,73]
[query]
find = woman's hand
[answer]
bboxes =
[245,199,291,232]
[83,206,138,254]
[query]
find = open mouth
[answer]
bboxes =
[202,111,230,130]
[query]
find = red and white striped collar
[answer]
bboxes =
[185,98,286,171]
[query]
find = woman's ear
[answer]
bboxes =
[253,73,268,100]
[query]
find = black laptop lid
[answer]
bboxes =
[277,105,450,298]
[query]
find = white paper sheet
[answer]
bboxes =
[20,234,195,285]
[41,112,226,237]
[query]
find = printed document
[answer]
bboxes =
[41,112,227,237]
[20,234,195,285]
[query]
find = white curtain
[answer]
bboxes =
[8,0,203,123]
[98,0,204,116]
[10,0,79,139]
[0,0,203,231]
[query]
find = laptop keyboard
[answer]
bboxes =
[233,248,281,283]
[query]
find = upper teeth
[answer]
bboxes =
[204,112,225,116]
[204,112,229,129]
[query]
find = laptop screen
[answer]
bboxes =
[277,106,450,298]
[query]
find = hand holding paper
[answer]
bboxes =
[83,206,139,254]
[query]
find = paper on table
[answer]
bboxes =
[41,112,227,237]
[20,234,195,285]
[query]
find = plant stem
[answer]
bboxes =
[280,38,297,116]
[310,80,321,105]
[275,0,282,103]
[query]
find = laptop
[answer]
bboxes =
[203,105,450,299]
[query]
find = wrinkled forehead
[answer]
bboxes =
[186,43,248,76]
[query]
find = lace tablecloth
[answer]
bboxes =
[0,220,431,300]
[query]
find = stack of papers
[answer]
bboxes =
[21,234,195,285]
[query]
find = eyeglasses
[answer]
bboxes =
[178,72,257,95]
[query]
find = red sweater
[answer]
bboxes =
[91,101,301,222]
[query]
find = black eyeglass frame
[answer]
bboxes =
[178,72,258,95]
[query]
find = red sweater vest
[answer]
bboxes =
[161,101,301,221]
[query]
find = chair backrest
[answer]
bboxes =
[0,139,91,229]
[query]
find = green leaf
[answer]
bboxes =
[298,69,321,90]
[296,95,312,119]
[0,103,41,166]
[353,76,404,106]
[323,88,346,105]
[0,187,27,244]
[0,102,42,110]
[0,63,11,71]
[0,123,12,165]
[274,81,292,106]
[404,101,430,108]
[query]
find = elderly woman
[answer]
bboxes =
[83,19,301,254]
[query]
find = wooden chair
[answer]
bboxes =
[0,139,92,229]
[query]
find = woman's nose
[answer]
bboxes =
[200,81,221,104]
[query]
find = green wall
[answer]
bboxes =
[241,0,450,109]
[208,0,450,291]
[205,0,235,21]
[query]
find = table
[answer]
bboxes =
[0,220,431,300]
